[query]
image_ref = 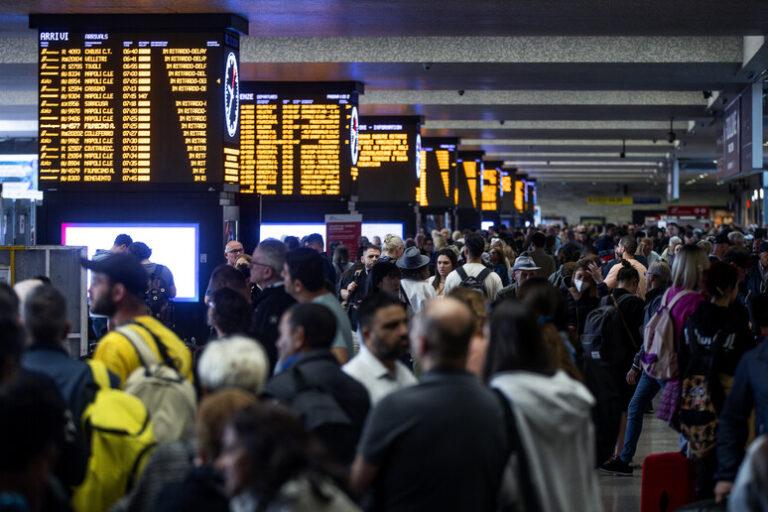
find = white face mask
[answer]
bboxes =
[574,279,586,292]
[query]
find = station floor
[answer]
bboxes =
[600,411,680,511]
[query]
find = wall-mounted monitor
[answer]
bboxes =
[31,14,246,188]
[62,222,199,301]
[238,81,362,197]
[456,151,484,209]
[353,116,422,203]
[418,138,457,209]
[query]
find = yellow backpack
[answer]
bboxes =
[71,360,157,512]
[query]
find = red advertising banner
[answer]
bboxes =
[667,206,710,217]
[325,214,362,258]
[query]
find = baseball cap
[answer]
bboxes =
[81,253,149,296]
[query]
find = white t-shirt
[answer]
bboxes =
[443,263,503,299]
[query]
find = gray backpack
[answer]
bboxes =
[119,321,196,444]
[456,266,492,297]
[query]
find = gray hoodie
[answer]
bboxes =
[491,370,603,512]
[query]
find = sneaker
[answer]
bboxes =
[599,457,633,476]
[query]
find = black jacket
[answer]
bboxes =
[154,465,228,512]
[261,350,370,465]
[250,283,296,371]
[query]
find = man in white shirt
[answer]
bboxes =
[343,292,417,405]
[443,233,503,299]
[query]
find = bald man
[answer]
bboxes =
[224,240,245,266]
[351,298,509,511]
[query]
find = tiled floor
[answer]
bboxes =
[599,412,680,511]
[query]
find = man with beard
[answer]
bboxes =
[82,253,193,388]
[343,293,417,405]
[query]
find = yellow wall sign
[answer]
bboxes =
[587,197,633,205]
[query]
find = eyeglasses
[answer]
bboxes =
[226,248,244,254]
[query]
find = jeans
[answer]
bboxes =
[619,371,663,463]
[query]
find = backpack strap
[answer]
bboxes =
[149,265,163,283]
[492,388,541,512]
[86,360,112,389]
[117,321,178,372]
[666,289,694,310]
[456,266,469,281]
[611,294,639,349]
[476,267,493,284]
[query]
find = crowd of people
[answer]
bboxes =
[2,221,768,511]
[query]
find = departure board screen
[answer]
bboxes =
[238,82,362,197]
[352,116,421,203]
[499,169,518,213]
[456,151,484,209]
[515,180,525,213]
[418,137,457,208]
[35,27,240,187]
[481,161,502,212]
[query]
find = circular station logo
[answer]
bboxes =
[350,106,359,165]
[224,52,239,138]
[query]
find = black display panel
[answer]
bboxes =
[418,137,457,209]
[33,19,242,188]
[238,82,362,197]
[456,151,484,210]
[481,160,502,212]
[499,167,518,213]
[352,116,422,203]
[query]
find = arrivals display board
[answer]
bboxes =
[481,160,502,212]
[31,14,246,188]
[456,151,484,209]
[353,116,422,203]
[418,137,457,209]
[238,82,362,197]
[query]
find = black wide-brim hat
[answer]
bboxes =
[396,246,431,270]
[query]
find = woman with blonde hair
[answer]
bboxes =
[653,244,709,426]
[379,234,405,262]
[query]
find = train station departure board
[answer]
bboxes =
[456,151,484,210]
[481,161,502,212]
[352,116,422,203]
[238,82,362,197]
[31,15,246,188]
[418,137,457,209]
[499,168,518,213]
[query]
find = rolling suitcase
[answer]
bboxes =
[641,452,696,512]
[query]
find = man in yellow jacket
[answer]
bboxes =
[82,253,193,388]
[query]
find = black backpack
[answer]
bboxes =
[581,294,637,366]
[288,365,356,465]
[145,265,173,327]
[456,266,493,297]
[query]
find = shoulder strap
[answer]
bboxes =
[492,388,541,512]
[667,289,694,310]
[87,360,112,389]
[116,324,159,369]
[476,267,493,282]
[612,294,639,349]
[456,266,468,281]
[150,265,163,282]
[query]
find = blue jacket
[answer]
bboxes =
[715,341,768,482]
[22,342,119,422]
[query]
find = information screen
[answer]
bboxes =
[515,179,526,213]
[499,168,517,213]
[352,116,421,203]
[239,82,361,197]
[62,222,199,301]
[36,29,240,187]
[418,137,457,208]
[481,161,502,212]
[456,151,484,209]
